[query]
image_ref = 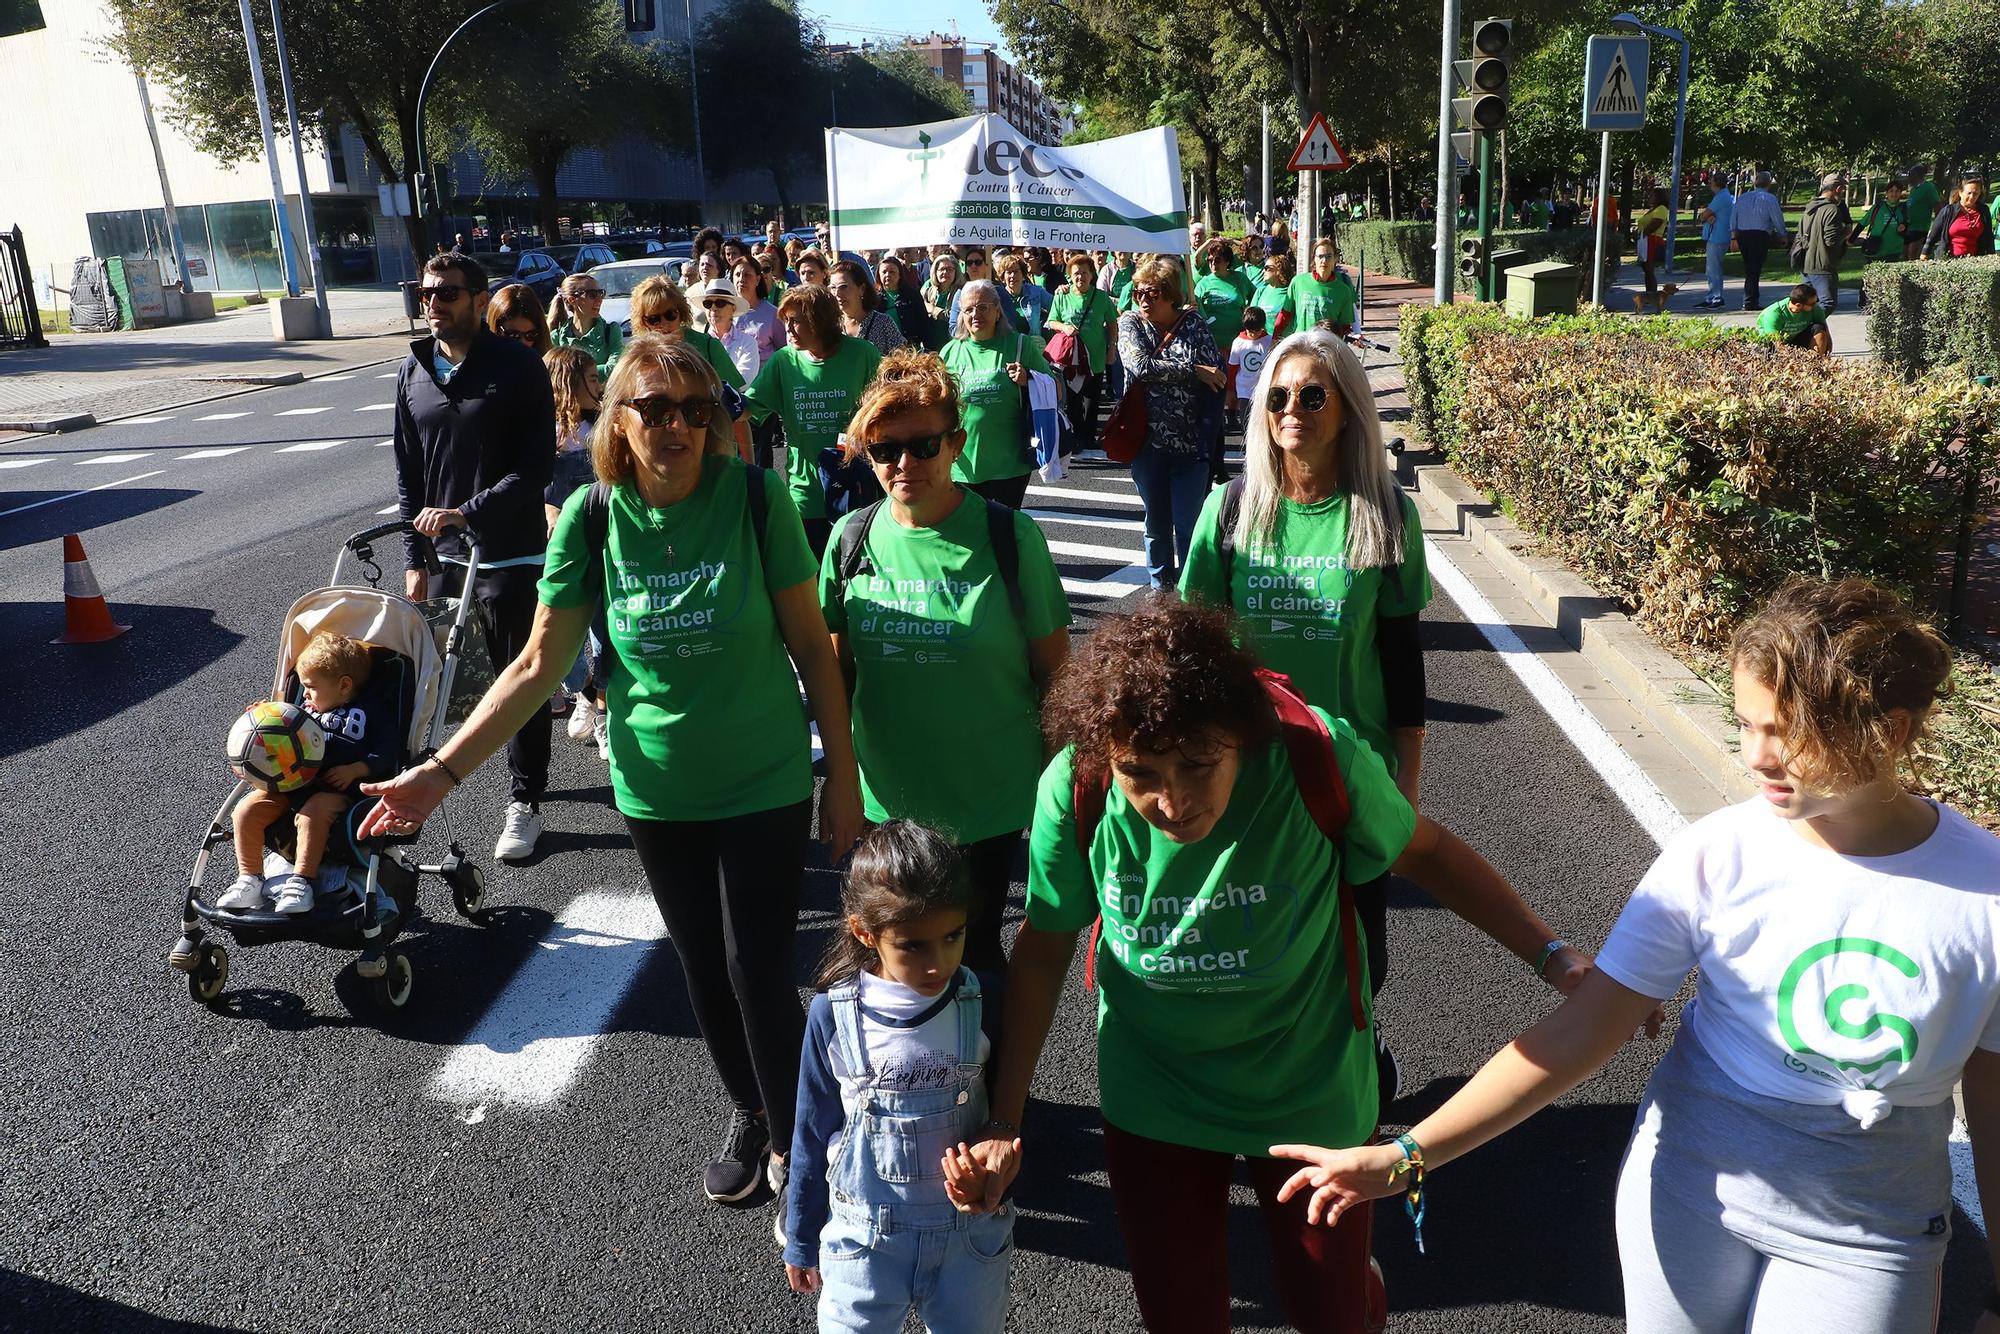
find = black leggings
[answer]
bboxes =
[626,800,811,1149]
[960,830,1022,975]
[441,562,549,806]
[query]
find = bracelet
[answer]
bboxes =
[1534,939,1570,981]
[1386,1132,1427,1254]
[426,753,462,788]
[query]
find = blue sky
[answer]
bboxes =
[805,0,1017,62]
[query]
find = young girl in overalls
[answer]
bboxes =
[782,820,1016,1334]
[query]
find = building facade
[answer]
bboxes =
[900,33,1073,143]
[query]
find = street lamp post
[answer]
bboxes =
[414,0,531,250]
[269,0,330,335]
[1612,12,1689,275]
[235,0,303,297]
[1432,0,1461,305]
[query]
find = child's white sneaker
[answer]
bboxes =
[217,873,265,911]
[593,714,610,760]
[272,873,314,914]
[567,695,597,741]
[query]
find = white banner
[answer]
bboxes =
[825,114,1187,254]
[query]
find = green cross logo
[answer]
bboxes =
[907,130,946,185]
[1776,936,1921,1077]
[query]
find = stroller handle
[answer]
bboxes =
[344,520,443,577]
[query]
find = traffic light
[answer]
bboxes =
[1459,236,1486,281]
[1452,18,1513,131]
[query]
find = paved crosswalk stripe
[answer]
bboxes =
[1061,569,1149,600]
[121,415,176,424]
[176,447,248,460]
[429,887,666,1108]
[76,452,146,466]
[277,407,332,416]
[195,412,250,421]
[0,456,52,469]
[1025,483,1144,509]
[1047,536,1145,565]
[276,439,346,453]
[376,504,400,514]
[1026,508,1145,534]
[316,374,356,382]
[355,403,395,412]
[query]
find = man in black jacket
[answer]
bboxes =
[393,252,557,861]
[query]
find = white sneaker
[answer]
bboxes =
[566,696,597,741]
[217,872,265,911]
[494,801,543,861]
[593,716,610,761]
[272,873,314,914]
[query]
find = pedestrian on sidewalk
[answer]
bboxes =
[1924,179,1994,260]
[1853,180,1909,309]
[1797,174,1853,312]
[391,251,556,862]
[1633,187,1678,314]
[1269,577,2000,1334]
[1116,260,1226,585]
[1732,171,1786,311]
[549,272,622,381]
[1903,164,1941,261]
[1698,174,1736,308]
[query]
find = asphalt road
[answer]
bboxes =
[1,367,1988,1332]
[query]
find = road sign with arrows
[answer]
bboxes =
[1287,113,1351,171]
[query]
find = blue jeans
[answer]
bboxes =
[815,972,1012,1333]
[1805,271,1837,311]
[1130,444,1210,587]
[1705,242,1728,301]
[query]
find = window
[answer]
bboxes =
[623,0,654,31]
[328,133,348,186]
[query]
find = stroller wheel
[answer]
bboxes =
[187,942,229,1006]
[449,863,487,920]
[371,950,414,1012]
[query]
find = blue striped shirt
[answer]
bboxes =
[1733,189,1787,238]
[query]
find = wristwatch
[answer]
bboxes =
[1534,939,1570,980]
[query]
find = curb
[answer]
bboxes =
[0,411,95,433]
[1404,452,1754,804]
[190,371,305,386]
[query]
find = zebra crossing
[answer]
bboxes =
[1016,456,1155,612]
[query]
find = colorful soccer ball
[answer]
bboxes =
[225,700,325,793]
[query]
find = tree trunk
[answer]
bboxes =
[1201,137,1223,231]
[1387,149,1397,222]
[394,111,432,269]
[1498,129,1511,221]
[533,154,564,251]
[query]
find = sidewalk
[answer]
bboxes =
[0,287,416,433]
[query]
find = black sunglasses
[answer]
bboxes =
[626,395,716,429]
[702,298,733,310]
[639,310,683,326]
[571,287,604,300]
[418,284,467,304]
[1131,285,1164,302]
[1266,383,1330,415]
[500,327,539,344]
[863,433,948,466]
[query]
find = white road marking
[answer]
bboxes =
[1047,536,1146,565]
[121,415,176,424]
[276,439,346,453]
[176,447,248,460]
[355,403,395,412]
[0,469,167,519]
[1025,483,1144,509]
[1027,508,1145,534]
[76,452,147,466]
[0,456,52,469]
[429,887,666,1108]
[317,374,356,382]
[376,371,399,378]
[374,438,395,447]
[276,406,332,416]
[810,724,823,763]
[376,504,400,514]
[195,412,250,421]
[1062,566,1150,600]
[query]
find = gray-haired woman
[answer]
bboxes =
[1179,328,1433,1104]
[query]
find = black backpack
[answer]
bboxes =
[581,467,771,677]
[831,496,1026,628]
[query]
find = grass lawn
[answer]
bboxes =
[213,289,290,313]
[37,308,72,334]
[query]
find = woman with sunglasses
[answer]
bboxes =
[1179,330,1431,1108]
[819,349,1071,971]
[828,259,907,356]
[1116,258,1227,586]
[550,272,623,380]
[939,278,1050,511]
[361,335,863,1231]
[627,275,752,460]
[487,282,552,355]
[745,284,884,556]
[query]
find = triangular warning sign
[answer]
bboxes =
[1591,47,1643,116]
[1287,114,1350,172]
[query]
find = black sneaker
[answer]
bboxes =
[704,1108,770,1203]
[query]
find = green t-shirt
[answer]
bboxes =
[1758,297,1828,340]
[1180,488,1431,770]
[819,493,1071,841]
[1860,201,1907,259]
[745,336,882,520]
[1905,180,1942,234]
[1194,269,1256,347]
[537,457,818,821]
[1107,265,1136,312]
[1048,287,1119,375]
[939,334,1050,485]
[552,316,623,380]
[1026,717,1416,1156]
[1288,270,1357,331]
[1250,279,1295,332]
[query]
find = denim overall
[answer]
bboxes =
[816,968,1014,1334]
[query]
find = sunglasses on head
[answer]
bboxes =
[1266,383,1330,415]
[626,394,716,429]
[862,432,948,466]
[418,283,466,304]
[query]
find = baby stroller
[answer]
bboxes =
[169,520,491,1016]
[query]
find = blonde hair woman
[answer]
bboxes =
[550,271,621,379]
[628,274,751,459]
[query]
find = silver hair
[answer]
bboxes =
[1235,330,1406,569]
[954,279,1005,340]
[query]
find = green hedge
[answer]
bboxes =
[1863,257,2000,382]
[1398,301,2000,652]
[1341,221,1591,293]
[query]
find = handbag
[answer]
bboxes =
[1100,316,1181,465]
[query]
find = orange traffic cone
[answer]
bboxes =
[52,534,130,643]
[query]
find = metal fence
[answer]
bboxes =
[0,225,49,350]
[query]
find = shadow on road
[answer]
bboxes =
[0,600,241,761]
[0,1268,249,1333]
[0,487,201,552]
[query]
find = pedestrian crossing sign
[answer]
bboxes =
[1581,35,1648,131]
[1287,114,1351,172]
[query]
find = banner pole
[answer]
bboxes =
[824,128,838,259]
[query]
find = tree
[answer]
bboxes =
[451,1,689,248]
[1914,0,2000,168]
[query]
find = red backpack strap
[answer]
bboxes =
[1256,669,1366,1031]
[1072,766,1110,991]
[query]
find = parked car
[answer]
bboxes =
[544,243,616,275]
[474,249,564,304]
[591,258,674,334]
[609,236,667,260]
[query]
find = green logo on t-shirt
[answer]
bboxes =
[1244,552,1349,639]
[610,558,745,656]
[853,571,992,663]
[1775,937,1921,1080]
[1099,874,1307,992]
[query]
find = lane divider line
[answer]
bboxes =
[355,403,395,412]
[75,453,147,466]
[276,439,347,453]
[276,407,332,416]
[195,412,251,422]
[0,468,167,519]
[0,456,53,469]
[175,447,248,460]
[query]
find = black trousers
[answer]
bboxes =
[441,562,549,807]
[968,473,1031,509]
[627,799,811,1150]
[959,829,1023,975]
[1738,230,1772,307]
[750,413,782,471]
[1064,373,1103,454]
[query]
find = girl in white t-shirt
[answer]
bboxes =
[1269,577,2000,1334]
